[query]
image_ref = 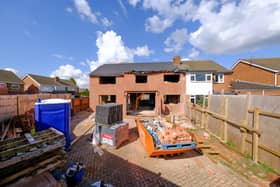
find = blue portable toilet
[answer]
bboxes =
[35,98,71,150]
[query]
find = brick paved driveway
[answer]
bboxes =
[68,117,254,187]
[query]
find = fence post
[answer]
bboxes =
[219,96,225,138]
[223,97,229,142]
[205,95,211,130]
[201,96,206,128]
[241,94,251,154]
[253,107,260,163]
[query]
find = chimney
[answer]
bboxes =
[54,76,60,82]
[173,56,181,65]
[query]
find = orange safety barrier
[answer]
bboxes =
[135,119,197,157]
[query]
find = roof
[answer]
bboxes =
[234,58,280,72]
[231,80,280,90]
[90,62,177,76]
[0,70,23,84]
[26,74,78,88]
[177,60,232,73]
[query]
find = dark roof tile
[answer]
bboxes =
[0,70,23,84]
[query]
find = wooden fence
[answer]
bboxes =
[188,95,280,173]
[71,97,89,113]
[0,94,71,122]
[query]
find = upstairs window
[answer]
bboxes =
[190,73,212,82]
[135,75,147,83]
[215,74,224,83]
[99,76,116,84]
[164,74,180,82]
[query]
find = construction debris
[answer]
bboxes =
[0,128,66,186]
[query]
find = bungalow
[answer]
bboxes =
[89,61,186,117]
[231,58,280,95]
[0,69,24,95]
[22,74,78,94]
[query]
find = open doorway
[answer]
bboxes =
[126,92,156,116]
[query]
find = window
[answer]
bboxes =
[164,74,180,82]
[164,95,180,104]
[190,96,196,104]
[135,75,147,83]
[190,73,212,82]
[100,95,116,104]
[99,76,116,84]
[10,84,20,90]
[215,73,224,83]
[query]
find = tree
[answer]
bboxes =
[69,77,77,86]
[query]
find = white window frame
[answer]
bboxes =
[216,73,224,83]
[10,84,20,90]
[190,73,212,82]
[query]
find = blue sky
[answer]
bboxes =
[1,0,280,88]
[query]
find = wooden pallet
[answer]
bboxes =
[0,128,66,186]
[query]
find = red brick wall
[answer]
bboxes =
[213,74,232,93]
[232,61,275,85]
[278,74,280,86]
[23,76,40,93]
[90,72,186,116]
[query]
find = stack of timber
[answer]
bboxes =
[0,128,66,186]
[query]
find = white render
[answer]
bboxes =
[186,73,213,95]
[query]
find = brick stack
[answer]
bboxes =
[157,126,192,145]
[95,104,128,148]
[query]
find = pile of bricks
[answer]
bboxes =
[157,126,192,144]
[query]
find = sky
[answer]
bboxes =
[0,0,280,88]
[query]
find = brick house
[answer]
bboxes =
[22,74,78,94]
[174,56,232,103]
[0,69,24,95]
[89,62,186,117]
[231,58,280,95]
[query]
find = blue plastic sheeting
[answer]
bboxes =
[35,99,71,150]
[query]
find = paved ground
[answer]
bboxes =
[68,112,256,186]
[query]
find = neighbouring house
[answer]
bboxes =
[22,74,78,94]
[0,69,24,95]
[231,58,280,95]
[174,56,232,103]
[89,62,186,117]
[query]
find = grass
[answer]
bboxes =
[259,162,277,174]
[226,140,236,148]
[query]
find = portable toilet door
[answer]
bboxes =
[35,98,71,150]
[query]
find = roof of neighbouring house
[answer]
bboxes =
[25,74,78,88]
[90,62,177,76]
[0,70,23,84]
[176,60,232,73]
[236,58,280,72]
[231,80,280,90]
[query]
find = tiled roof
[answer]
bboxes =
[27,74,78,88]
[0,70,23,84]
[231,80,280,90]
[177,60,232,73]
[90,62,177,76]
[240,58,280,72]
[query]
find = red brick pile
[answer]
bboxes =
[157,126,192,144]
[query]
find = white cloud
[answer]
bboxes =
[4,68,18,75]
[73,0,112,27]
[52,54,74,61]
[128,0,141,7]
[164,28,188,53]
[188,48,200,59]
[51,64,89,88]
[74,0,97,24]
[145,16,173,33]
[142,0,196,33]
[101,17,113,27]
[189,0,280,54]
[66,7,73,13]
[81,30,154,72]
[133,45,154,56]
